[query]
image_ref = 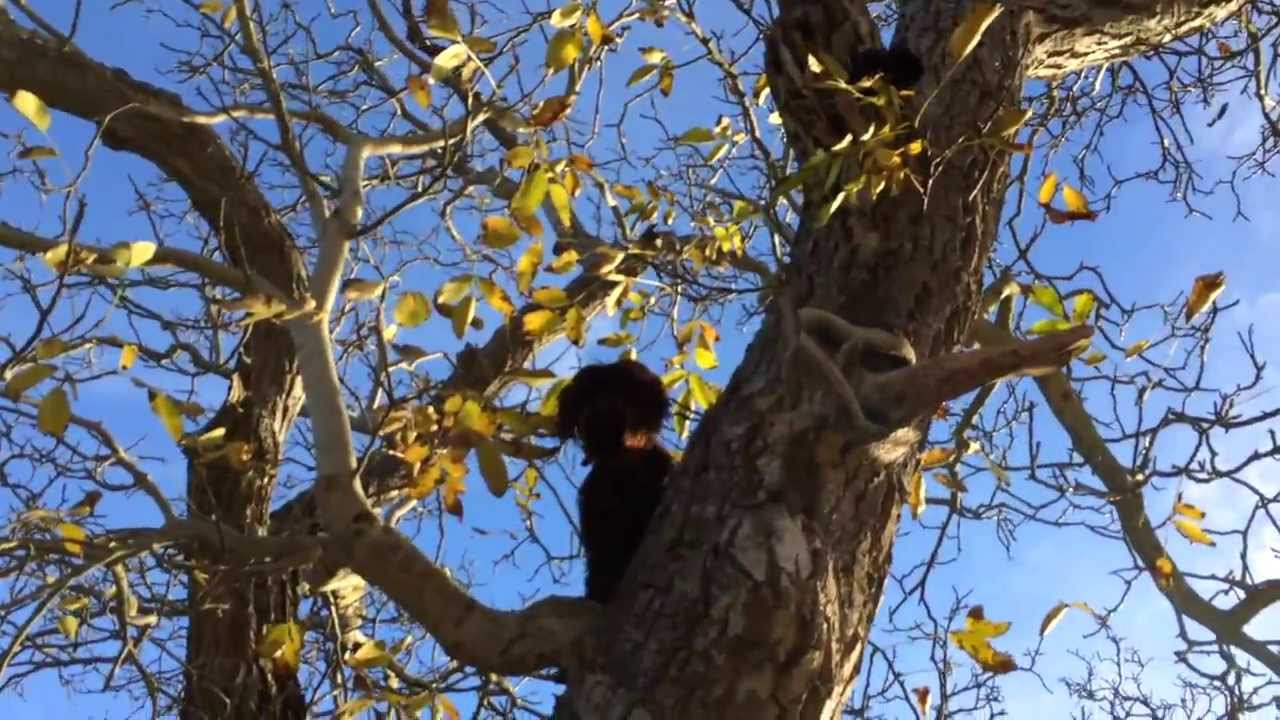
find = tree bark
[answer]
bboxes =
[568,1,1026,715]
[0,16,309,718]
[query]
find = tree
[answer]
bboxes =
[0,0,1276,718]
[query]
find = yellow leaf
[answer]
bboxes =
[598,331,635,348]
[480,215,521,249]
[1124,340,1150,360]
[11,89,52,132]
[522,309,562,338]
[17,145,57,160]
[1028,318,1073,335]
[476,439,510,497]
[693,346,718,370]
[688,374,719,410]
[752,73,770,106]
[38,388,71,437]
[511,167,550,218]
[34,339,69,360]
[436,275,473,305]
[425,0,462,40]
[1153,554,1175,588]
[549,249,580,274]
[464,34,497,53]
[568,153,594,172]
[626,64,660,87]
[408,74,431,107]
[1071,291,1096,324]
[1037,172,1058,206]
[949,606,1017,674]
[658,66,675,96]
[948,2,1004,64]
[1173,499,1206,520]
[1029,284,1066,318]
[122,241,157,267]
[505,146,536,169]
[907,470,926,519]
[59,595,90,613]
[221,4,237,29]
[4,363,56,399]
[1061,182,1091,214]
[1174,517,1216,546]
[442,472,466,518]
[57,615,80,641]
[1184,271,1226,322]
[341,278,385,301]
[548,182,573,229]
[565,305,586,346]
[1081,351,1107,366]
[919,447,955,469]
[148,389,185,442]
[115,343,138,370]
[430,43,471,82]
[639,47,668,64]
[989,107,1031,137]
[513,211,545,238]
[586,10,612,48]
[198,1,223,12]
[451,295,476,339]
[677,127,717,144]
[394,291,432,328]
[258,622,304,674]
[476,279,515,317]
[962,605,1010,639]
[516,241,542,294]
[549,2,583,28]
[57,522,87,556]
[546,29,583,73]
[532,286,571,308]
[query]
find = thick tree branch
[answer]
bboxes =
[326,524,600,676]
[0,13,306,293]
[972,319,1280,675]
[1003,0,1248,78]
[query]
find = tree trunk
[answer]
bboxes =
[569,2,1026,716]
[182,323,306,720]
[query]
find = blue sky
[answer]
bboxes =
[3,1,1278,718]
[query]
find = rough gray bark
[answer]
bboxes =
[0,15,308,718]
